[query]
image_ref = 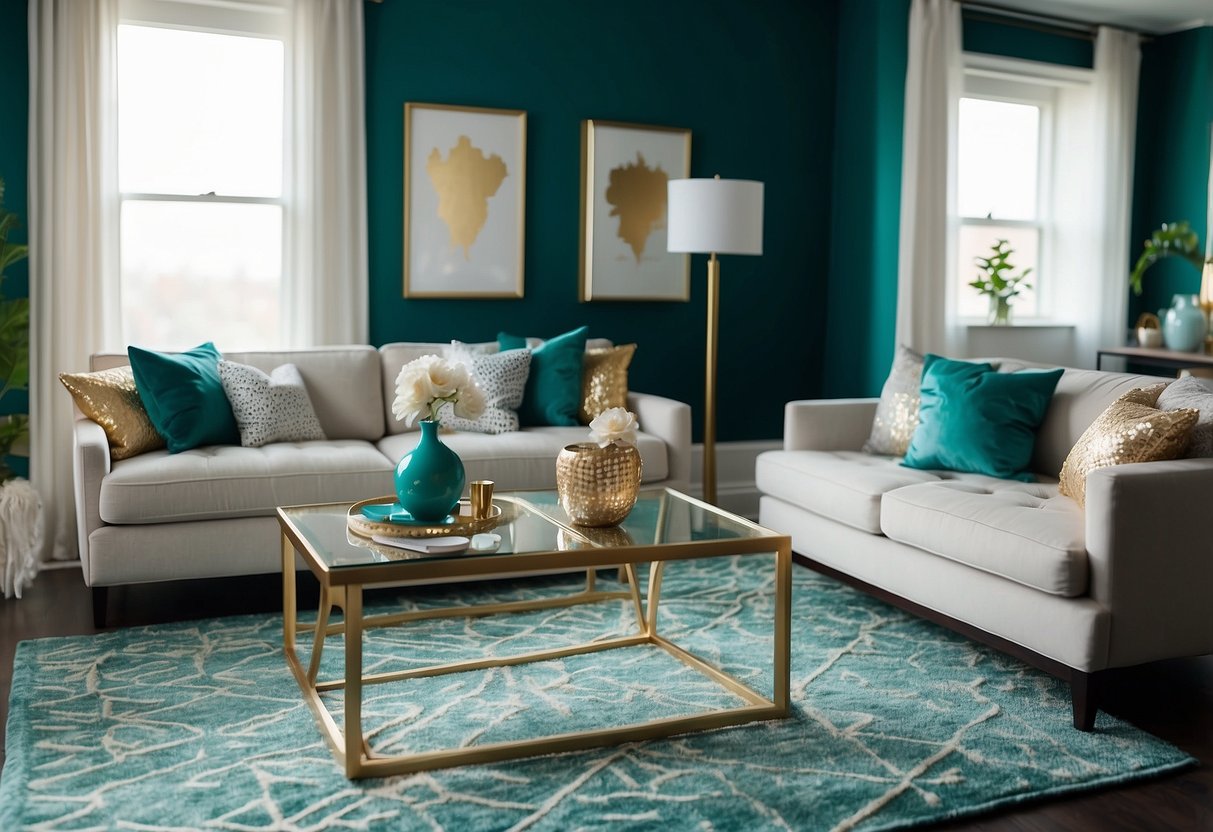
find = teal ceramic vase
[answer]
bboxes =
[1163,294,1207,353]
[394,420,465,521]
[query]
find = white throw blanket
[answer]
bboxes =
[0,478,42,598]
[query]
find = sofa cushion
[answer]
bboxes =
[128,342,240,452]
[499,326,589,427]
[862,343,924,456]
[755,450,945,533]
[218,361,326,447]
[377,427,668,491]
[99,440,393,524]
[902,355,1063,481]
[880,480,1087,596]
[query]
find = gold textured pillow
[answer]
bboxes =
[580,344,636,424]
[59,367,166,460]
[1058,383,1198,507]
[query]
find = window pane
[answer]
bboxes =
[957,98,1039,221]
[117,25,283,197]
[957,224,1039,319]
[121,201,281,350]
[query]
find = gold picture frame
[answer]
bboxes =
[404,102,526,298]
[580,120,691,302]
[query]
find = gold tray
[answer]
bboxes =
[346,496,503,539]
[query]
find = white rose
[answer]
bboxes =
[425,357,468,399]
[588,407,639,447]
[453,379,486,420]
[392,363,436,426]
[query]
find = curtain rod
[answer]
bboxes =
[960,1,1152,41]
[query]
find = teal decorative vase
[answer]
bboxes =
[394,420,465,521]
[1163,294,1207,353]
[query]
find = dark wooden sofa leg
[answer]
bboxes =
[1072,670,1099,731]
[92,586,108,630]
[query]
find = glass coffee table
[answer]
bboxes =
[277,488,791,778]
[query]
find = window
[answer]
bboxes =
[955,75,1053,321]
[116,2,287,350]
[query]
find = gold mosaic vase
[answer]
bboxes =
[556,442,642,527]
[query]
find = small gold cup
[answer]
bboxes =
[470,480,495,519]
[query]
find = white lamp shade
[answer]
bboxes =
[666,178,764,255]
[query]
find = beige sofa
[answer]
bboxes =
[72,342,691,625]
[756,362,1213,730]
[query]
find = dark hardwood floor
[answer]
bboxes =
[1,566,1209,830]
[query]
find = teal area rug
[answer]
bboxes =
[0,557,1193,831]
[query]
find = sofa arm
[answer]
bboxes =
[783,399,878,452]
[72,417,111,587]
[628,391,691,489]
[1084,458,1213,668]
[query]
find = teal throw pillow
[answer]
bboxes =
[902,354,1063,481]
[497,326,589,426]
[128,342,240,453]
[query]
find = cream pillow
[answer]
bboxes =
[440,343,531,434]
[862,344,924,456]
[1157,375,1213,457]
[1058,384,1198,507]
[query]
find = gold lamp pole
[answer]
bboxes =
[667,177,764,505]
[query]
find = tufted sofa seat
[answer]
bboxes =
[71,342,691,624]
[756,361,1213,731]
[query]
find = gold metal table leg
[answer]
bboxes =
[343,584,364,778]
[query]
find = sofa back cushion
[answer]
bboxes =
[92,345,384,442]
[1030,366,1165,476]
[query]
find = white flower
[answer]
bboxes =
[453,379,486,420]
[392,355,479,427]
[588,407,639,447]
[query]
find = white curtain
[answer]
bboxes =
[895,0,963,357]
[284,0,369,347]
[1085,26,1140,364]
[28,0,122,564]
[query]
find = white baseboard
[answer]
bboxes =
[683,440,780,520]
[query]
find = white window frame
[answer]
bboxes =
[957,53,1094,325]
[115,0,290,349]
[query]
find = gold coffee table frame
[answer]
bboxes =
[278,490,791,779]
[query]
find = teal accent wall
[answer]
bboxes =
[823,0,908,398]
[1130,27,1213,324]
[0,0,28,479]
[364,0,838,443]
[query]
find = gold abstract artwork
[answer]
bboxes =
[426,135,508,259]
[604,153,668,262]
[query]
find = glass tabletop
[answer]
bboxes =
[279,488,780,573]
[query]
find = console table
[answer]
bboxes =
[1096,345,1213,376]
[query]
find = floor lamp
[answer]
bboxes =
[667,176,764,505]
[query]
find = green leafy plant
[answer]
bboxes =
[1128,220,1205,296]
[0,176,30,482]
[969,239,1032,325]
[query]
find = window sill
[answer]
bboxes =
[964,322,1076,330]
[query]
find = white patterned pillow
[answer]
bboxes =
[217,361,326,448]
[439,343,531,434]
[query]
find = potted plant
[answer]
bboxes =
[969,239,1032,325]
[0,175,40,599]
[0,176,29,479]
[1128,220,1205,296]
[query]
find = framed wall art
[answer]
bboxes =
[404,102,526,298]
[580,120,691,302]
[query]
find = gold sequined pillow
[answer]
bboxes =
[580,344,636,424]
[862,344,924,456]
[59,367,166,460]
[1058,384,1198,507]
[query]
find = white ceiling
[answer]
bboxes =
[985,0,1213,34]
